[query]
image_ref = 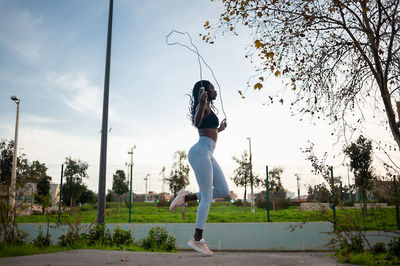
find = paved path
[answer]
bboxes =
[0,249,346,266]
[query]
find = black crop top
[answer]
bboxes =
[198,110,219,129]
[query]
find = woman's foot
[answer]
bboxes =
[187,238,214,256]
[169,189,187,211]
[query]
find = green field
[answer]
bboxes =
[16,202,398,230]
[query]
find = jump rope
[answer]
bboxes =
[165,30,227,125]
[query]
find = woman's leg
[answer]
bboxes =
[211,156,230,198]
[188,147,214,232]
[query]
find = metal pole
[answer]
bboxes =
[10,98,20,208]
[330,166,336,222]
[296,174,300,205]
[58,164,64,224]
[97,0,114,225]
[247,138,255,212]
[129,163,133,223]
[394,175,400,230]
[266,165,270,222]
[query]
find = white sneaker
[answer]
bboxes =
[187,238,214,256]
[169,189,187,211]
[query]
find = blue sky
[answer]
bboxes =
[1,0,396,197]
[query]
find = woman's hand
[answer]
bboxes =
[198,88,208,105]
[217,119,227,132]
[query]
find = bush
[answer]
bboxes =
[372,242,386,255]
[84,224,113,246]
[57,231,80,247]
[256,198,290,210]
[138,226,176,251]
[14,229,29,246]
[33,226,51,249]
[232,199,250,207]
[340,234,364,253]
[156,200,170,207]
[185,200,198,207]
[112,226,133,246]
[388,236,400,258]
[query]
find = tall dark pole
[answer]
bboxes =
[266,165,270,222]
[97,0,114,225]
[58,164,64,224]
[129,163,133,223]
[247,137,254,212]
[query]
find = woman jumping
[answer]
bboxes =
[169,80,229,256]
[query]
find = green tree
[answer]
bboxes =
[112,170,129,214]
[62,157,88,208]
[167,151,190,198]
[206,1,400,150]
[307,183,331,203]
[0,139,30,186]
[344,135,375,217]
[232,151,262,211]
[267,167,285,210]
[33,161,52,214]
[0,139,14,185]
[77,185,97,205]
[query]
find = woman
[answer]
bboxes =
[169,80,229,256]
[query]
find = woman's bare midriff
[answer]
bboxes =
[198,128,218,142]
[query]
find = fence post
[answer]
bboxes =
[266,165,270,222]
[58,164,64,224]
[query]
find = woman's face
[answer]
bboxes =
[208,84,217,100]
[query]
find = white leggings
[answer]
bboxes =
[188,136,230,229]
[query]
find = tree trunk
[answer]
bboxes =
[243,186,247,212]
[362,188,368,217]
[118,196,120,215]
[272,194,276,211]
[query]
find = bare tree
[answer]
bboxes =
[205,0,400,146]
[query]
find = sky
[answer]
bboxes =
[1,0,398,199]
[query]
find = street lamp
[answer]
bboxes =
[10,96,20,207]
[127,146,135,223]
[247,137,255,213]
[295,174,300,204]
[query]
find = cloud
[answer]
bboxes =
[47,72,103,118]
[22,114,66,124]
[0,10,43,64]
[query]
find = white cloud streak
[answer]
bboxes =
[47,72,102,118]
[0,10,43,64]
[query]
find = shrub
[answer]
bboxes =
[139,226,176,251]
[33,226,51,249]
[84,224,113,246]
[388,236,400,258]
[112,226,133,246]
[256,198,290,210]
[156,200,170,207]
[185,200,198,207]
[232,199,250,207]
[14,229,29,246]
[57,231,80,247]
[340,234,364,253]
[79,206,90,212]
[372,242,386,255]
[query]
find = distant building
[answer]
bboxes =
[214,190,237,202]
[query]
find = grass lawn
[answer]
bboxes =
[16,202,398,230]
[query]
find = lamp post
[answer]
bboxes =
[10,96,20,208]
[97,0,114,225]
[127,146,135,223]
[247,137,255,213]
[296,174,300,205]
